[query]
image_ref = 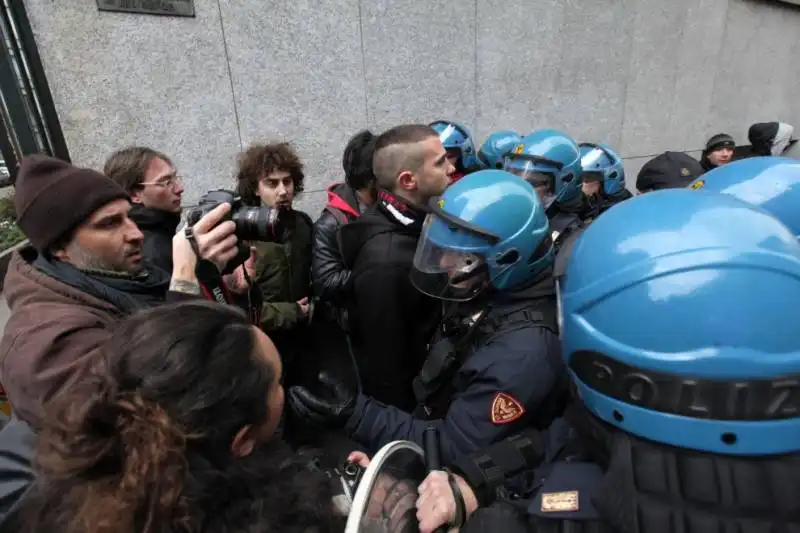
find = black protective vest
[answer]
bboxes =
[413,296,559,420]
[525,407,800,533]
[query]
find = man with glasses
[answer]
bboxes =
[104,146,184,273]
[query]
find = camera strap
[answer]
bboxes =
[195,258,232,305]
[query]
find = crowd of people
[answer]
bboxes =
[0,115,796,532]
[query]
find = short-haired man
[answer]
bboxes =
[339,124,454,410]
[104,146,184,273]
[0,155,237,428]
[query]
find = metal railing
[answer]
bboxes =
[0,0,69,186]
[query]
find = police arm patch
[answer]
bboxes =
[541,491,579,512]
[490,392,525,425]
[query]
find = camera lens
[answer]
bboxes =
[232,206,283,242]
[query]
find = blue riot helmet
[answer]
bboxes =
[579,142,626,196]
[410,169,553,302]
[429,120,481,171]
[561,188,800,456]
[477,130,523,169]
[503,129,583,209]
[689,157,800,238]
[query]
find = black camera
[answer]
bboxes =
[186,189,285,242]
[186,189,286,273]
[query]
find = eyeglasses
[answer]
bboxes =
[139,174,182,188]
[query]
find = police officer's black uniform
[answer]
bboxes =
[448,404,800,533]
[343,271,570,465]
[546,195,594,253]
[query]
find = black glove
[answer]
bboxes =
[287,372,356,429]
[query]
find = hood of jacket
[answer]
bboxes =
[325,183,362,220]
[749,122,796,156]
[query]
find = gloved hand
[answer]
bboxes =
[287,372,356,429]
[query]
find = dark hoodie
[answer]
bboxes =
[749,122,797,157]
[338,189,442,411]
[311,183,364,305]
[128,204,181,274]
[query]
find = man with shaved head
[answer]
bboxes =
[338,124,454,410]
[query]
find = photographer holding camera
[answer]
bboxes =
[236,143,312,326]
[0,155,241,429]
[234,143,314,364]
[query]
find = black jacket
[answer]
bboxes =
[585,188,633,219]
[129,205,181,274]
[311,183,363,305]
[339,190,441,411]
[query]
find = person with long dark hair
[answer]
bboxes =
[10,301,343,533]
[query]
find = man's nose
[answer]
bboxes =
[126,219,144,242]
[174,181,184,195]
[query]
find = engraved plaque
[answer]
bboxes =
[97,0,195,17]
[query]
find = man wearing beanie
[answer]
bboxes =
[0,155,240,428]
[700,133,735,172]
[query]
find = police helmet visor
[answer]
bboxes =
[435,123,469,149]
[411,214,494,302]
[580,145,608,168]
[503,156,556,206]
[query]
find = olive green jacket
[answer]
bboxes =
[252,210,314,332]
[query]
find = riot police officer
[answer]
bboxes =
[503,129,590,247]
[578,142,632,219]
[689,156,800,238]
[476,130,523,170]
[429,120,482,182]
[287,169,568,465]
[415,188,800,532]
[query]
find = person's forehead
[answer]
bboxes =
[145,157,174,179]
[262,169,291,181]
[422,135,445,156]
[86,198,131,224]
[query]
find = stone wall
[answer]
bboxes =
[24,0,800,214]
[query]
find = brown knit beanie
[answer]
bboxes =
[14,155,130,252]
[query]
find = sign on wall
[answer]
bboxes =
[97,0,195,17]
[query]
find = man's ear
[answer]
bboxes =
[231,425,256,457]
[397,170,417,192]
[130,187,145,204]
